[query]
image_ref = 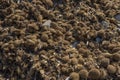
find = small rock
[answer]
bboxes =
[28,0,32,2]
[96,36,102,43]
[101,21,109,29]
[114,13,120,21]
[14,0,22,3]
[72,41,79,48]
[42,20,52,27]
[117,27,120,32]
[117,24,120,27]
[65,77,70,80]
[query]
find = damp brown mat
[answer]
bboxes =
[0,0,120,80]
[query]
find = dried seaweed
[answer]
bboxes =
[0,0,120,80]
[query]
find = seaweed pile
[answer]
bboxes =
[0,0,120,80]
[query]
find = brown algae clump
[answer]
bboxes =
[69,72,79,80]
[100,58,110,67]
[107,65,117,74]
[41,33,49,42]
[88,69,100,79]
[62,55,70,63]
[112,53,120,61]
[71,57,78,65]
[99,68,108,79]
[79,69,88,79]
[0,0,120,79]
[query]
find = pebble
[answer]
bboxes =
[65,77,70,80]
[117,24,120,27]
[28,0,32,2]
[101,21,109,29]
[114,13,120,21]
[42,20,52,27]
[72,41,79,48]
[96,36,102,43]
[117,27,120,33]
